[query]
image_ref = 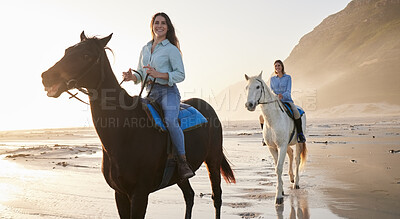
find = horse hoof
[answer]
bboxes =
[294,185,300,189]
[275,197,284,205]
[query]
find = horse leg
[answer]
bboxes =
[294,143,302,189]
[177,179,195,219]
[205,161,222,219]
[115,192,130,219]
[129,191,149,219]
[275,146,287,205]
[268,145,287,196]
[286,147,294,183]
[267,145,278,165]
[268,145,285,196]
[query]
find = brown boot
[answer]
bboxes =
[177,155,195,179]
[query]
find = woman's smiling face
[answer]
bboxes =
[152,15,168,39]
[274,62,283,73]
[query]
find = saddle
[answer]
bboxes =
[141,98,208,132]
[282,102,305,120]
[141,97,208,189]
[280,102,305,144]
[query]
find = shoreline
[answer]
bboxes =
[0,116,399,218]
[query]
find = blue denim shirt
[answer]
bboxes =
[134,39,185,86]
[270,74,293,103]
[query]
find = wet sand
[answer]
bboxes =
[0,116,399,218]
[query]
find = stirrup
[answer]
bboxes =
[178,163,195,179]
[177,156,195,179]
[297,133,306,143]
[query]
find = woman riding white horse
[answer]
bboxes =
[270,60,306,143]
[245,72,307,205]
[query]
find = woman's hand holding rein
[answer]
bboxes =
[144,64,169,80]
[122,68,137,83]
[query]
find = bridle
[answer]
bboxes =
[64,41,154,108]
[252,77,294,143]
[64,42,106,105]
[254,79,284,112]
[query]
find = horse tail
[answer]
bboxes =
[220,153,236,183]
[299,142,307,171]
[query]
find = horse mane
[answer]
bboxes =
[82,35,116,63]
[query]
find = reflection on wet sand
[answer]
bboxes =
[276,190,310,219]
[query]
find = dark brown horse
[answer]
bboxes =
[41,32,235,219]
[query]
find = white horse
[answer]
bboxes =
[244,72,307,205]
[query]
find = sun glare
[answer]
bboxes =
[0,155,54,204]
[0,156,22,203]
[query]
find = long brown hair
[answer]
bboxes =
[150,12,180,51]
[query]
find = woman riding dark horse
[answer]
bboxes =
[123,12,193,180]
[41,30,235,218]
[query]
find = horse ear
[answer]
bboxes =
[258,71,263,78]
[245,74,250,81]
[99,33,113,48]
[80,31,87,42]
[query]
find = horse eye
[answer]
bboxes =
[256,86,260,89]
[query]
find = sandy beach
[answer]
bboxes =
[0,116,399,218]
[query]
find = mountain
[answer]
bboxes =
[209,80,261,122]
[284,0,400,110]
[213,0,400,120]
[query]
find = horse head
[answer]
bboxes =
[244,71,276,111]
[41,31,113,98]
[244,71,264,111]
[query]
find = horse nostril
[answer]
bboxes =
[246,102,254,108]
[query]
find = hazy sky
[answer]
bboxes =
[0,0,351,130]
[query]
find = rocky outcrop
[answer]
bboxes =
[284,0,400,109]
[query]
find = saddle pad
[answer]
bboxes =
[283,102,305,117]
[146,103,208,132]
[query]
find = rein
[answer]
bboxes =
[253,78,295,144]
[119,69,156,98]
[67,45,154,109]
[255,79,284,112]
[66,90,90,105]
[63,39,158,108]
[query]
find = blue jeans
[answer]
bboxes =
[286,102,300,119]
[147,84,185,155]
